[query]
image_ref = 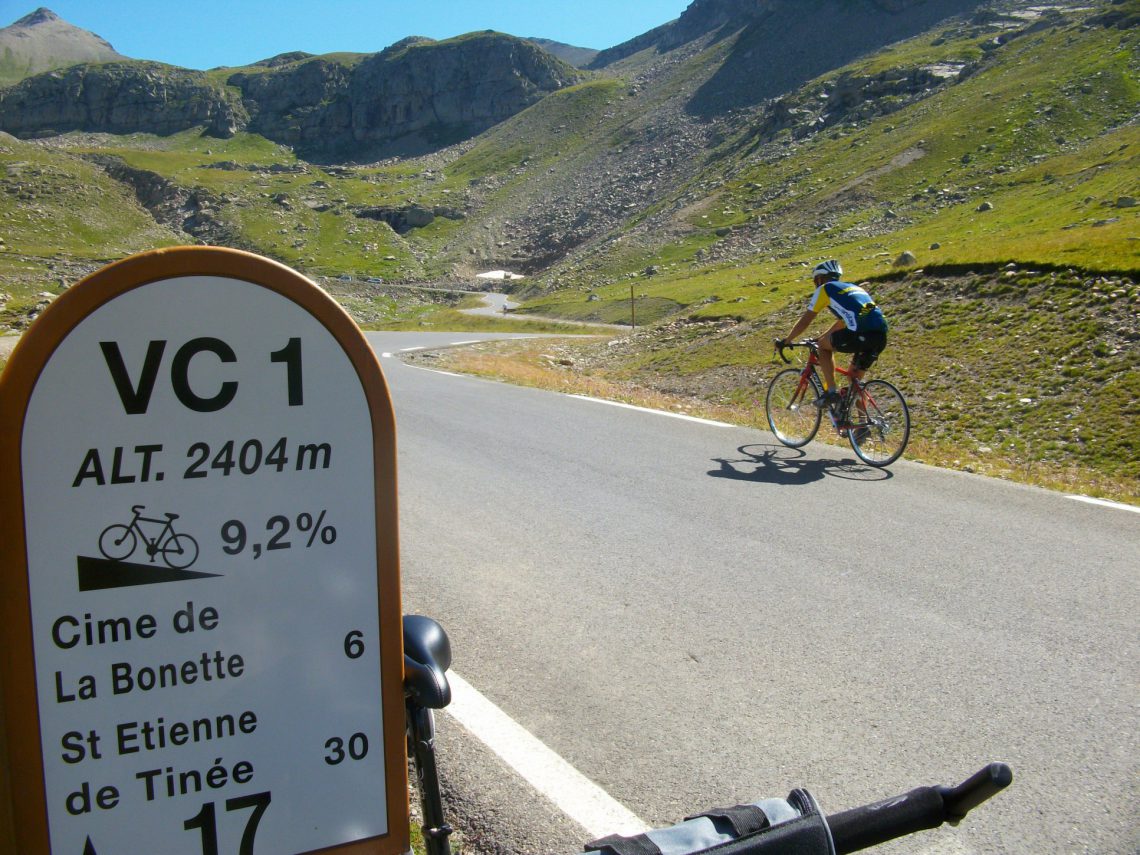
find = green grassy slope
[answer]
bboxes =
[55,131,422,273]
[526,11,1138,317]
[0,134,182,327]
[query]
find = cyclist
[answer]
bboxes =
[774,260,888,410]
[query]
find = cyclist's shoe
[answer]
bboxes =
[814,390,842,409]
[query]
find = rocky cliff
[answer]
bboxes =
[692,0,989,114]
[346,34,580,155]
[591,0,987,104]
[0,28,580,159]
[0,61,246,138]
[230,33,582,158]
[525,38,599,68]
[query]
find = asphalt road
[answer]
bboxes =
[367,331,1139,855]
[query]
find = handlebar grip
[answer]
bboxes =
[827,763,1012,854]
[940,762,1013,823]
[827,786,945,854]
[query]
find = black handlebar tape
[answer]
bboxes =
[939,762,1013,823]
[827,786,946,854]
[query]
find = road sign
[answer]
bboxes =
[0,248,407,854]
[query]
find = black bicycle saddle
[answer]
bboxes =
[403,615,452,709]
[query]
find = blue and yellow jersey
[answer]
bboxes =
[809,280,888,332]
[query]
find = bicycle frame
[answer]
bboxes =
[124,506,180,558]
[407,702,452,855]
[792,351,867,432]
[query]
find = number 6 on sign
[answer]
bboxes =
[345,630,366,659]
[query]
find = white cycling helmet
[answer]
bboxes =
[812,259,843,279]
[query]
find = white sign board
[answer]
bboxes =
[0,248,407,855]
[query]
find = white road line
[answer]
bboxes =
[401,363,466,378]
[450,340,481,346]
[381,352,393,358]
[1066,495,1140,514]
[394,368,733,428]
[569,394,733,427]
[400,346,427,353]
[445,671,650,838]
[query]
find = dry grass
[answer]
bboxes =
[421,339,745,421]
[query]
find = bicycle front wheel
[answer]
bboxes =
[162,533,199,569]
[765,368,823,447]
[98,524,137,561]
[849,379,910,467]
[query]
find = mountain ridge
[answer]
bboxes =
[0,29,583,159]
[1,2,996,159]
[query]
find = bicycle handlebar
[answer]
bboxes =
[828,763,1012,854]
[774,338,818,364]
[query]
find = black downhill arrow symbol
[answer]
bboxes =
[77,556,221,591]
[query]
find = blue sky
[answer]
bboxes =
[2,1,693,69]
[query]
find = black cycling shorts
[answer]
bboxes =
[830,328,887,370]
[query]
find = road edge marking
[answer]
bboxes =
[1066,495,1140,514]
[400,363,466,378]
[568,394,733,427]
[444,671,650,838]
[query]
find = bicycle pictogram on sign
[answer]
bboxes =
[97,504,200,570]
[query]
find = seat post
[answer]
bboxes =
[407,700,452,855]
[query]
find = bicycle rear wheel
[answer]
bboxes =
[849,379,910,466]
[98,524,137,561]
[765,368,822,447]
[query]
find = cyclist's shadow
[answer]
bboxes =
[709,443,891,485]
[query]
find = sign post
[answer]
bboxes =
[0,247,408,854]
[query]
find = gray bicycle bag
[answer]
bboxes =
[585,788,836,855]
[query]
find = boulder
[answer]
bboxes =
[354,204,436,233]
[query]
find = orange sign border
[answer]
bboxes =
[0,247,408,855]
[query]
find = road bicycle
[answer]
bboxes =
[766,340,910,467]
[402,616,1010,855]
[98,504,200,569]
